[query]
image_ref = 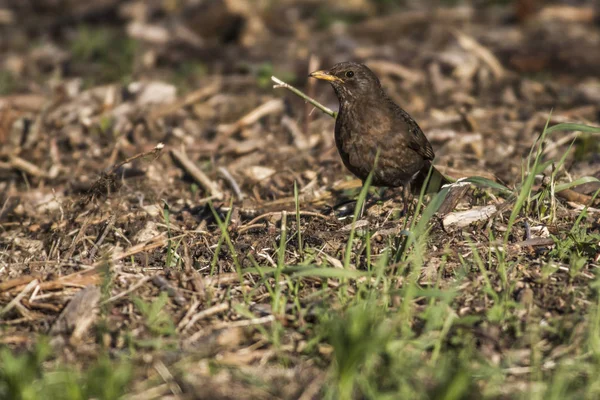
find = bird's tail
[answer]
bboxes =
[412,163,451,194]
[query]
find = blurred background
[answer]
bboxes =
[1,0,599,202]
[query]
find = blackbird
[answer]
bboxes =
[309,61,449,213]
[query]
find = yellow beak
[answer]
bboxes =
[309,70,344,83]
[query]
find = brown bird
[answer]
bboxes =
[309,61,449,213]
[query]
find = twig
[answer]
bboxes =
[88,214,116,260]
[0,195,14,222]
[1,279,38,316]
[0,276,36,292]
[65,215,92,260]
[112,234,173,262]
[368,59,424,84]
[557,188,593,205]
[239,210,329,230]
[218,166,245,201]
[217,99,284,136]
[108,143,164,175]
[176,297,201,330]
[100,275,154,305]
[170,148,224,200]
[282,115,310,150]
[9,156,48,178]
[180,302,231,333]
[236,223,266,235]
[212,314,275,329]
[154,360,183,396]
[513,238,555,248]
[271,76,336,119]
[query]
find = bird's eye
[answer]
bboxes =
[345,71,354,78]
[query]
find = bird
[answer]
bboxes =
[309,61,449,215]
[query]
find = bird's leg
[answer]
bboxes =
[377,187,388,201]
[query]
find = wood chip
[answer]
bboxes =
[452,29,505,80]
[437,182,471,216]
[513,238,555,248]
[557,189,593,205]
[443,205,498,230]
[244,166,276,182]
[537,5,596,23]
[50,285,101,345]
[149,79,221,121]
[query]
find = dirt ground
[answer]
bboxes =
[1,0,600,399]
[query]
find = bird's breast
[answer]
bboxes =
[335,107,379,180]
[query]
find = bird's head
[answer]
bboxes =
[309,62,382,102]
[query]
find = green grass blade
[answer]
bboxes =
[459,176,511,194]
[545,123,600,135]
[505,115,552,243]
[555,176,600,193]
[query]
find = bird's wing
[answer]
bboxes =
[393,106,435,161]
